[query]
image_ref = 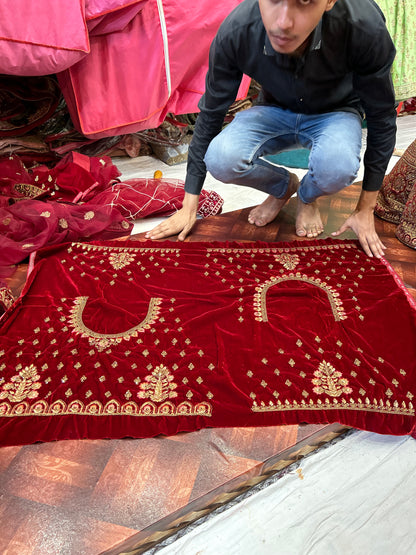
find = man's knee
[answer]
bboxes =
[312,148,360,194]
[204,137,249,183]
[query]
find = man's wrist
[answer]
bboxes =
[183,192,200,210]
[356,189,379,212]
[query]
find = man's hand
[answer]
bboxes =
[145,192,199,241]
[331,190,386,258]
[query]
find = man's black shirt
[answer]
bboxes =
[185,0,397,196]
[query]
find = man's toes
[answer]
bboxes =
[255,217,267,227]
[296,226,307,237]
[248,211,257,224]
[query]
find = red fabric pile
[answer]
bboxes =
[0,152,223,277]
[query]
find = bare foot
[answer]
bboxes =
[248,173,299,227]
[296,197,324,237]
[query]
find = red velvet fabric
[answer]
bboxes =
[0,238,415,447]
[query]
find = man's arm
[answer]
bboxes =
[333,14,396,258]
[351,7,397,195]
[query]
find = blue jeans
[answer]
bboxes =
[204,105,362,204]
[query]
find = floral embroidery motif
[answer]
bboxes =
[68,296,162,351]
[0,364,42,403]
[109,251,136,270]
[0,399,212,417]
[312,361,353,397]
[138,365,178,402]
[84,211,95,221]
[40,211,51,218]
[254,274,347,322]
[59,218,69,229]
[274,253,300,270]
[252,397,414,416]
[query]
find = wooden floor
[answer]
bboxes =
[0,182,415,555]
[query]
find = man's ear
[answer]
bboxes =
[325,0,338,11]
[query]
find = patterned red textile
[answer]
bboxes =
[89,178,224,219]
[375,139,416,249]
[375,139,416,224]
[0,238,415,447]
[396,185,416,249]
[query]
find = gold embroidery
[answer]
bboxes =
[108,252,135,270]
[0,399,212,418]
[254,274,346,322]
[84,211,95,220]
[14,183,44,198]
[40,211,51,218]
[274,254,300,270]
[73,243,180,255]
[207,243,357,255]
[68,296,162,351]
[0,287,15,311]
[59,218,69,229]
[312,361,353,397]
[138,365,178,402]
[0,365,42,402]
[252,397,414,417]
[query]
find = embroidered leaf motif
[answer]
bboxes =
[0,364,42,402]
[312,361,353,397]
[109,252,136,270]
[274,253,300,270]
[138,365,178,403]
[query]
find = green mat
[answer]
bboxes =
[266,148,310,169]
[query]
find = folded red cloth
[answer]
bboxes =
[89,178,224,219]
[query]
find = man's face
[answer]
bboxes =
[259,0,338,55]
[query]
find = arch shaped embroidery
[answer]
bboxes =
[68,296,162,351]
[253,273,346,322]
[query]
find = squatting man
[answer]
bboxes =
[146,0,397,258]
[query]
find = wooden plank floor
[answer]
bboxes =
[0,182,415,555]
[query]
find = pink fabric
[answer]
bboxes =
[85,0,147,19]
[0,1,89,76]
[85,0,148,35]
[58,0,251,138]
